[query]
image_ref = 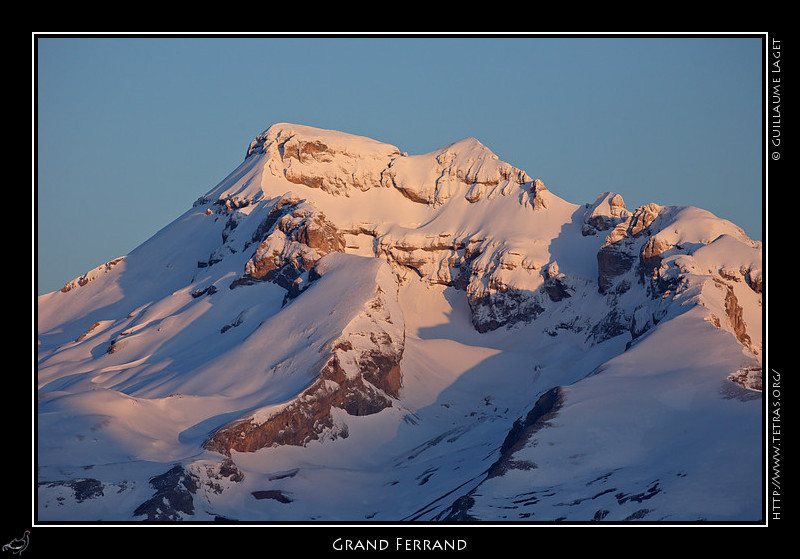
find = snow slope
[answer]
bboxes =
[36,123,763,523]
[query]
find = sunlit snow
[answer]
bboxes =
[37,123,763,523]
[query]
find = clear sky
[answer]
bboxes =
[35,34,764,296]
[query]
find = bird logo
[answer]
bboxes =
[2,531,29,555]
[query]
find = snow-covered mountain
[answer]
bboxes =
[36,123,763,523]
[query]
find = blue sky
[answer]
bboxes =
[36,34,764,296]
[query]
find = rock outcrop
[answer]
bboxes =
[133,465,198,521]
[383,137,531,207]
[487,386,565,479]
[60,257,124,293]
[248,123,401,197]
[230,195,346,291]
[582,192,630,236]
[596,202,663,294]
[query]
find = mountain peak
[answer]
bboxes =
[37,122,763,524]
[436,136,496,158]
[246,122,401,161]
[213,123,539,207]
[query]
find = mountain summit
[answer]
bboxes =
[37,123,763,522]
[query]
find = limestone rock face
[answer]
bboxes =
[232,196,346,290]
[384,137,530,207]
[248,123,401,197]
[596,202,664,294]
[582,192,630,236]
[194,125,567,335]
